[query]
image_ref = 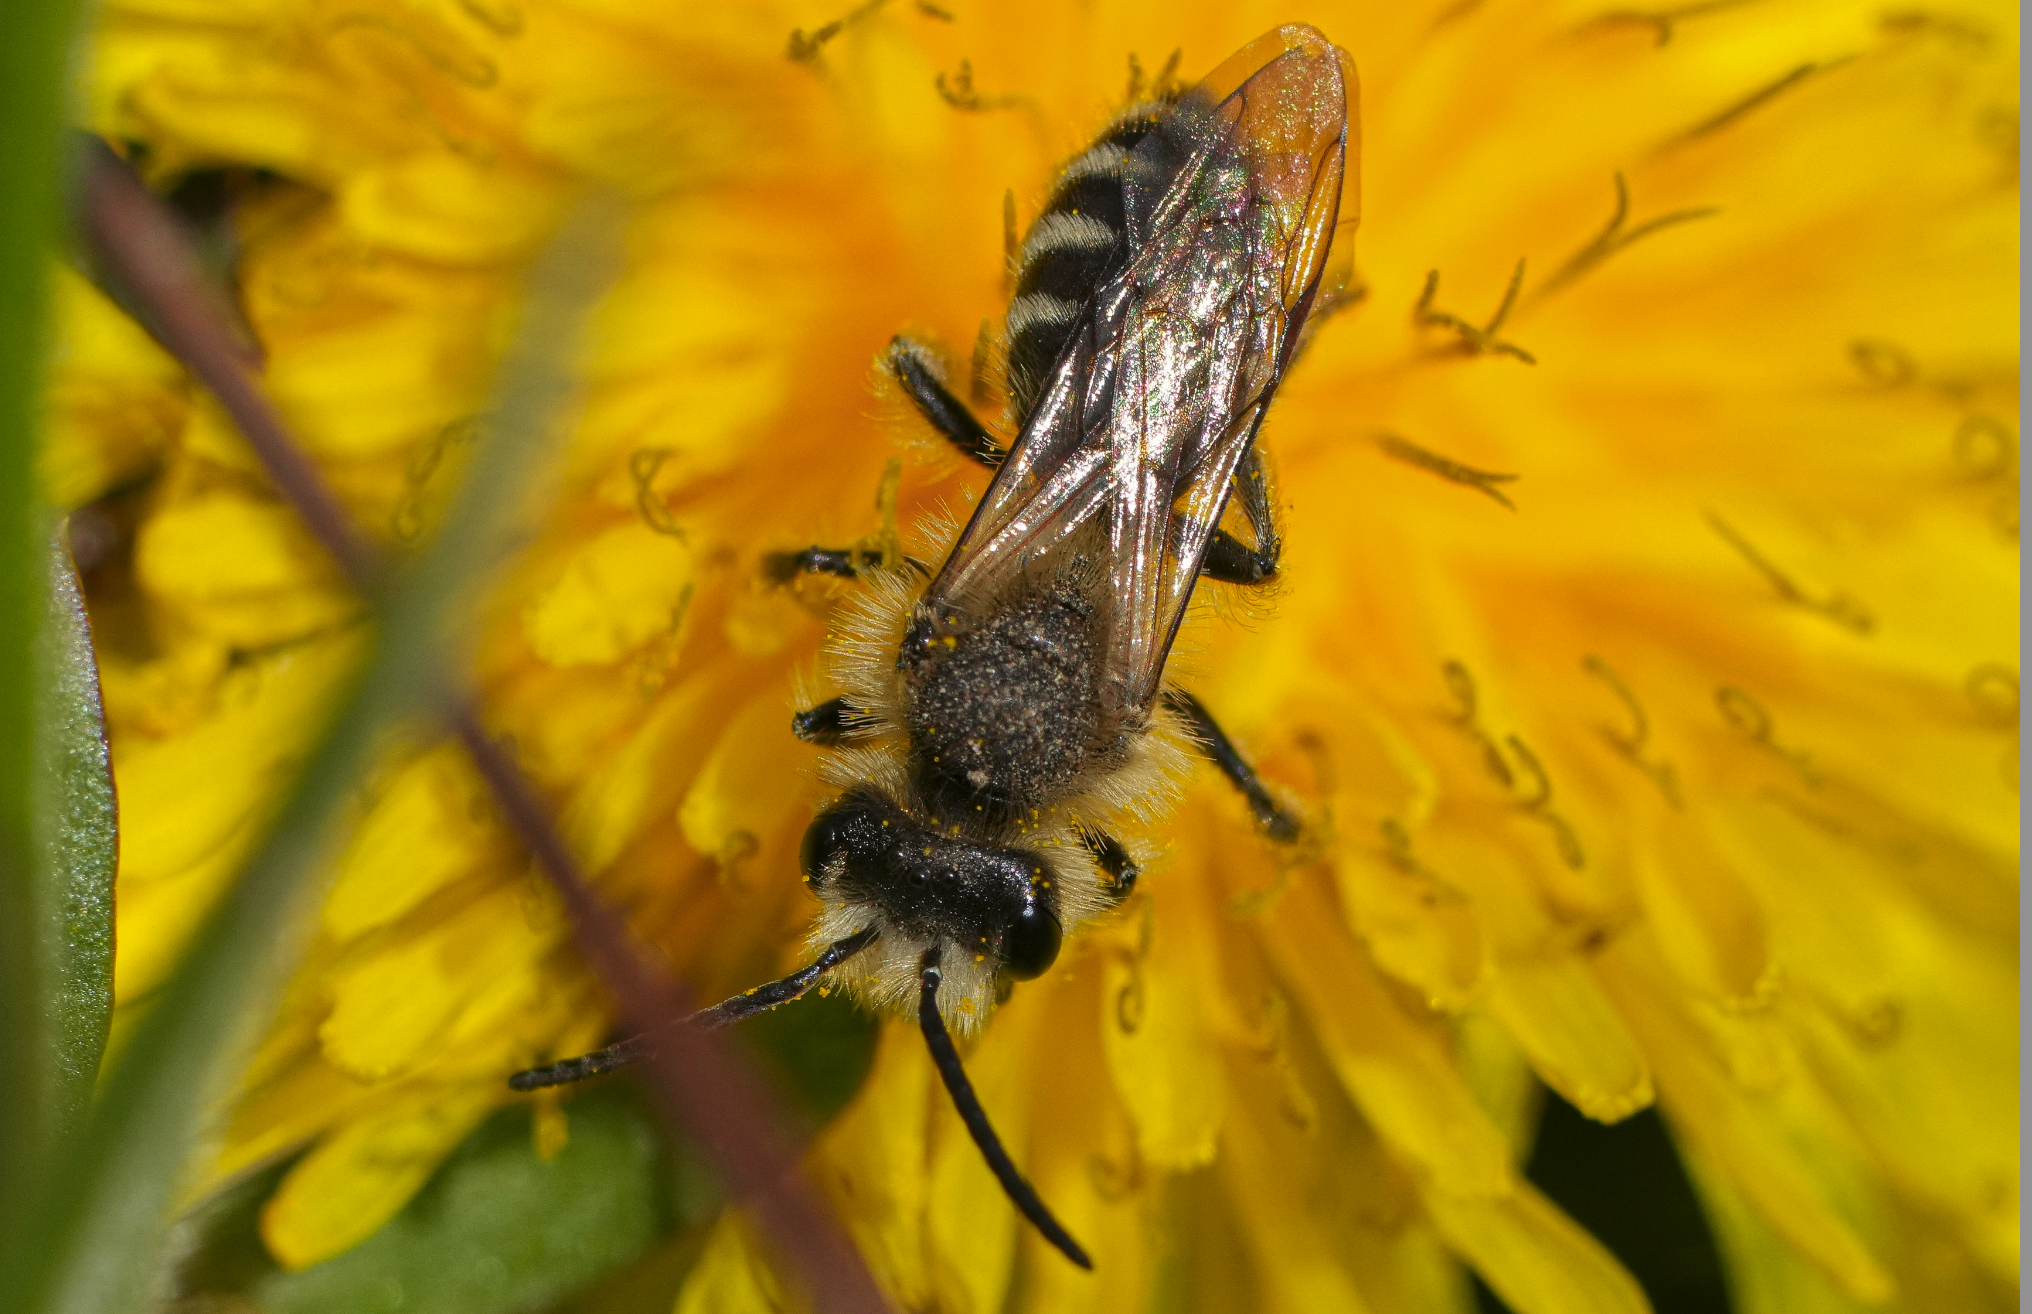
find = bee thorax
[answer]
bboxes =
[902,587,1104,828]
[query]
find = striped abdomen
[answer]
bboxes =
[1005,99,1190,422]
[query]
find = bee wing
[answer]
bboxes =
[927,26,1358,717]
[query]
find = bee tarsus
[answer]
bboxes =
[1164,689,1303,843]
[763,545,883,581]
[1074,823,1140,902]
[791,695,869,745]
[887,335,1006,468]
[917,945,1094,1271]
[764,546,932,583]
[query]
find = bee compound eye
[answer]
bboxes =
[1000,900,1062,981]
[801,797,878,883]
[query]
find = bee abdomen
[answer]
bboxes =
[1006,101,1184,420]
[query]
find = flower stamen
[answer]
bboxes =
[1124,48,1183,102]
[1716,684,1823,787]
[1376,432,1519,509]
[1576,1,1751,48]
[629,447,688,540]
[1414,261,1536,364]
[935,59,1032,114]
[786,0,890,65]
[1504,733,1586,870]
[1582,654,1683,807]
[1533,172,1719,303]
[1667,59,1847,147]
[1440,659,1514,788]
[1705,511,1875,634]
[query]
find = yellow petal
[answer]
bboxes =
[1217,1058,1381,1314]
[1483,955,1654,1122]
[925,1001,1034,1312]
[560,656,745,873]
[318,884,553,1082]
[523,521,696,667]
[1004,961,1153,1314]
[261,1088,497,1269]
[39,262,188,507]
[1097,878,1225,1170]
[340,151,563,264]
[809,1023,935,1310]
[1420,1179,1650,1314]
[1632,812,1771,1004]
[679,690,808,865]
[134,489,354,645]
[324,746,500,941]
[114,635,354,884]
[1603,943,1896,1303]
[1260,871,1514,1199]
[673,1214,792,1314]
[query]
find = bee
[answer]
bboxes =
[513,24,1357,1271]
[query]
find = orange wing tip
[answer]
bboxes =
[1190,26,1360,312]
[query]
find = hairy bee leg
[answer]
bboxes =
[918,947,1094,1270]
[792,695,868,745]
[506,927,880,1092]
[886,335,1007,468]
[1075,823,1140,902]
[1202,445,1283,585]
[1200,528,1279,585]
[1163,689,1302,843]
[762,545,885,583]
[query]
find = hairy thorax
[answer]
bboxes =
[900,584,1110,831]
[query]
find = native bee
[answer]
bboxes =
[514,25,1358,1270]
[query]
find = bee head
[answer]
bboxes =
[801,787,1063,980]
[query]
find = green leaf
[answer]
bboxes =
[0,202,623,1314]
[33,538,118,1141]
[255,1089,665,1314]
[742,982,880,1128]
[0,0,86,1251]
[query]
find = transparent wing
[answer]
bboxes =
[926,25,1359,717]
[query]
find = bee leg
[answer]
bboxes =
[886,335,1007,469]
[1075,823,1140,902]
[792,695,868,745]
[506,926,880,1091]
[1201,528,1278,585]
[1163,689,1302,843]
[1200,445,1282,585]
[918,946,1093,1269]
[762,545,885,583]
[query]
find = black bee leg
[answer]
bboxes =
[762,545,886,583]
[1075,824,1140,902]
[1200,446,1283,585]
[918,947,1093,1270]
[1201,528,1278,585]
[1194,444,1276,584]
[792,696,870,745]
[886,336,1007,469]
[1163,689,1302,843]
[507,926,880,1092]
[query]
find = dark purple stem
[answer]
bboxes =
[73,137,890,1314]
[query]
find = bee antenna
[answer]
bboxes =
[508,926,881,1091]
[916,947,1094,1270]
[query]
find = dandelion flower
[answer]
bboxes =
[54,0,2016,1309]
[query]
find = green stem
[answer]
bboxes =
[0,0,85,1257]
